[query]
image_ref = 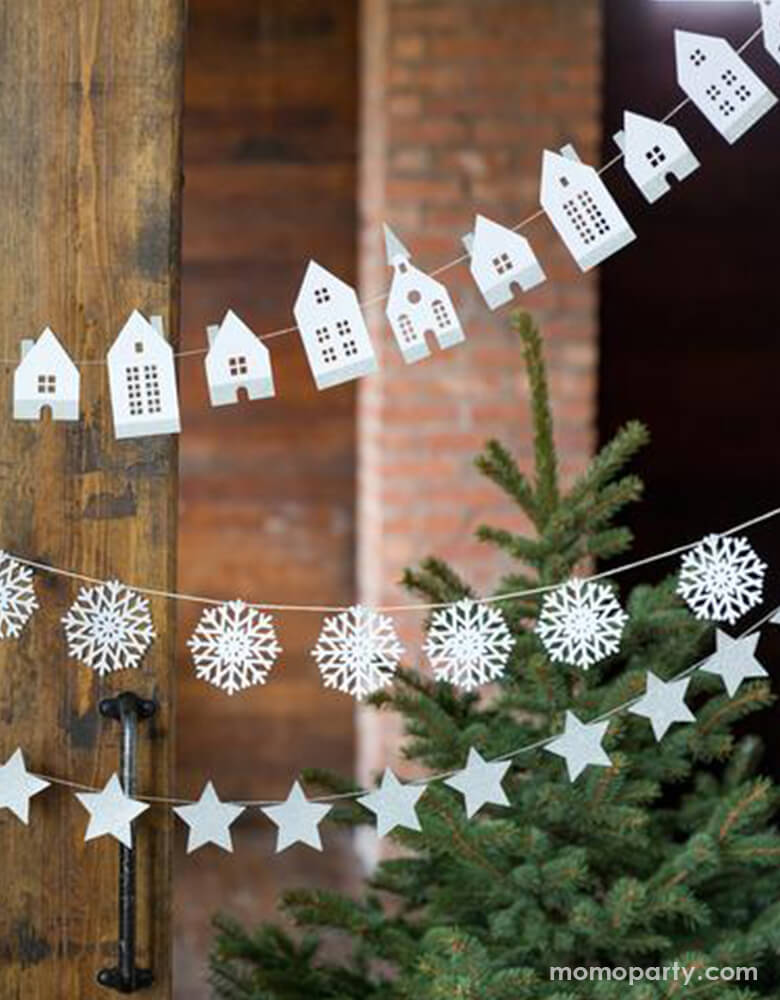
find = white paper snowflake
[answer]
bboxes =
[312,604,404,700]
[677,533,766,625]
[188,600,282,695]
[0,552,39,639]
[62,579,156,676]
[536,578,628,669]
[423,599,515,691]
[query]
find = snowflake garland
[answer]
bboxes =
[536,579,628,670]
[312,604,404,700]
[62,579,156,676]
[423,599,514,691]
[677,533,766,625]
[188,600,282,695]
[0,552,39,639]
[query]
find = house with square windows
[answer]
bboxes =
[293,259,377,390]
[675,31,777,145]
[760,0,780,67]
[13,326,80,421]
[613,111,699,204]
[384,224,464,364]
[462,214,546,310]
[107,310,181,439]
[540,143,636,272]
[204,309,275,407]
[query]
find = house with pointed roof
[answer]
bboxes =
[462,214,546,311]
[613,111,699,204]
[204,310,275,407]
[674,30,776,145]
[13,327,80,421]
[540,143,636,272]
[384,224,464,365]
[760,0,780,67]
[107,310,181,439]
[293,260,377,390]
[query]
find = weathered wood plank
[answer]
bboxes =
[0,2,184,996]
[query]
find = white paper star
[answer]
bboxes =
[75,773,149,848]
[0,748,49,824]
[173,781,245,854]
[261,781,332,853]
[545,711,612,782]
[629,671,695,741]
[444,747,511,819]
[358,768,425,837]
[700,629,767,697]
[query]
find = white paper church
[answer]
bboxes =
[204,310,275,407]
[674,31,777,145]
[13,327,80,422]
[540,143,636,272]
[293,260,378,390]
[384,224,464,364]
[613,111,699,204]
[462,214,546,311]
[107,310,181,439]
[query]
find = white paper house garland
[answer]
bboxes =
[760,0,780,66]
[13,328,80,422]
[462,214,546,310]
[204,310,275,407]
[613,111,700,204]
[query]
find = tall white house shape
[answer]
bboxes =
[13,327,80,421]
[759,0,780,67]
[540,144,636,272]
[107,310,181,439]
[384,224,464,365]
[613,111,700,204]
[462,214,546,311]
[293,260,377,390]
[204,310,275,407]
[674,31,777,145]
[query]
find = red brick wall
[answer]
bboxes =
[357,0,602,784]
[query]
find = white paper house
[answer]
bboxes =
[759,0,780,67]
[293,260,378,390]
[540,144,636,272]
[107,310,181,439]
[674,31,777,145]
[13,327,80,421]
[204,310,275,407]
[613,111,700,204]
[462,214,546,311]
[384,224,465,364]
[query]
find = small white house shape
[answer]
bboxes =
[759,0,780,67]
[540,144,636,272]
[675,31,777,145]
[107,310,181,439]
[462,214,546,311]
[384,224,465,365]
[293,260,377,391]
[204,310,275,407]
[13,327,80,422]
[613,111,700,204]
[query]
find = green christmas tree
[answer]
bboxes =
[210,314,780,999]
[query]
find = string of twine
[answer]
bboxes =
[0,26,763,369]
[9,503,780,613]
[30,599,780,807]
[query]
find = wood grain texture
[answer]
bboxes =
[0,2,184,996]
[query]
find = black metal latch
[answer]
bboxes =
[96,692,156,993]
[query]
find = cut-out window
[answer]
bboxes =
[492,252,513,276]
[563,188,610,246]
[316,326,330,344]
[126,366,144,416]
[706,84,721,102]
[37,374,56,394]
[314,287,331,305]
[645,144,666,169]
[735,83,752,103]
[144,364,162,415]
[343,340,358,358]
[559,176,570,188]
[336,319,351,338]
[134,341,144,354]
[321,346,338,365]
[228,356,248,377]
[398,314,416,344]
[722,69,738,87]
[719,99,736,117]
[690,48,706,67]
[431,300,450,330]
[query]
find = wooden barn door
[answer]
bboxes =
[0,2,184,996]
